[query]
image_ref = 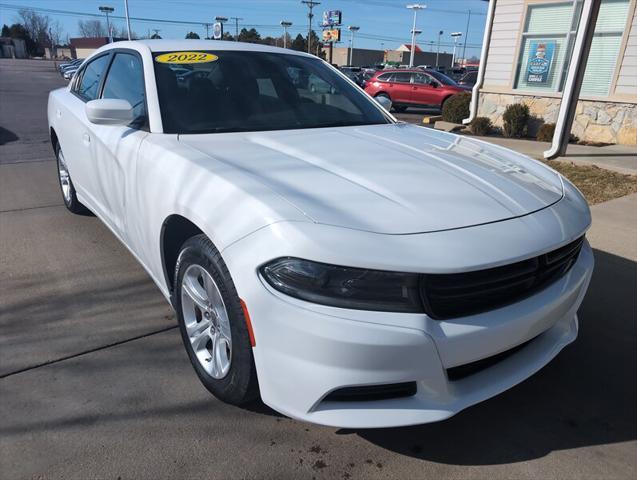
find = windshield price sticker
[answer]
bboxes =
[155,52,218,64]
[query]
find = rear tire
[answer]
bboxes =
[174,234,259,405]
[55,143,89,215]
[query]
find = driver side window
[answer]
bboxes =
[101,52,147,128]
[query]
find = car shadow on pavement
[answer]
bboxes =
[0,126,19,145]
[339,248,636,465]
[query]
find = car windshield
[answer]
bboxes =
[426,70,459,86]
[153,50,391,134]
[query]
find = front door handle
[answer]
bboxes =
[82,132,90,146]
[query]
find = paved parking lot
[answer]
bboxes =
[1,59,635,479]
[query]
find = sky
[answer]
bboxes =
[0,0,489,58]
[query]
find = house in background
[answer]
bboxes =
[473,0,636,145]
[0,37,27,58]
[69,37,126,59]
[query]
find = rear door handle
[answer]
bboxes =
[82,132,90,146]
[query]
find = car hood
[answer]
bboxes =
[179,123,563,234]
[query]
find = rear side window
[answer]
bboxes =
[377,72,393,81]
[392,72,412,83]
[413,73,433,85]
[76,55,110,101]
[101,53,147,126]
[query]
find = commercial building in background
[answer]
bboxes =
[69,37,126,59]
[475,0,636,145]
[324,45,453,68]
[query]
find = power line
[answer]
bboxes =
[0,2,483,52]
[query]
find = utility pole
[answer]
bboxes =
[406,4,425,68]
[450,32,462,67]
[280,21,292,48]
[436,30,443,67]
[461,9,471,67]
[204,23,211,39]
[301,0,321,54]
[230,16,243,41]
[348,26,359,66]
[99,6,114,42]
[124,0,132,40]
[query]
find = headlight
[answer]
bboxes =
[260,257,424,313]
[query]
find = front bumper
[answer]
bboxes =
[236,240,593,428]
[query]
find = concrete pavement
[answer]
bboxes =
[1,59,635,479]
[462,135,637,176]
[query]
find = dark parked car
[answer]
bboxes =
[458,70,478,87]
[364,69,470,112]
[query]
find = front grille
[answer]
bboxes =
[422,237,584,320]
[323,382,417,402]
[446,337,535,381]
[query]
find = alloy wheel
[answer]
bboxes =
[180,264,232,379]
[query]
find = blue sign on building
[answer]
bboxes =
[526,40,555,84]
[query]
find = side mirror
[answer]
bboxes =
[431,82,439,88]
[374,95,392,111]
[86,99,133,125]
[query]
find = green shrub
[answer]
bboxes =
[441,92,471,124]
[502,103,530,138]
[470,117,493,136]
[536,122,555,142]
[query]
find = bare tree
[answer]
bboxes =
[17,8,51,55]
[78,19,106,37]
[114,24,137,39]
[49,19,64,46]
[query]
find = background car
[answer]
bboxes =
[62,66,79,80]
[458,70,478,87]
[364,68,470,112]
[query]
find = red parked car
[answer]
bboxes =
[364,69,470,113]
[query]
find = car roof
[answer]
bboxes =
[374,69,428,74]
[98,39,315,58]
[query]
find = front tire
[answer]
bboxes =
[55,143,89,214]
[174,234,259,405]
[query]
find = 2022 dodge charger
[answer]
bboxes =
[48,40,593,428]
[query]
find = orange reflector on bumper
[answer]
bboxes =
[240,299,256,347]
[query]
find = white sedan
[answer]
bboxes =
[47,40,593,428]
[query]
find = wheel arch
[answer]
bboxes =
[160,214,207,299]
[50,127,59,151]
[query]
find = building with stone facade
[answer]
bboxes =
[474,0,636,145]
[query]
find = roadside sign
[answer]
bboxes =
[213,22,223,40]
[322,10,342,27]
[322,29,341,42]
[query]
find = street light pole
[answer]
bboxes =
[451,32,462,66]
[348,25,359,66]
[406,4,425,68]
[280,21,292,48]
[99,6,115,42]
[436,30,443,67]
[124,0,132,40]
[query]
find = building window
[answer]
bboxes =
[514,0,630,97]
[580,0,631,96]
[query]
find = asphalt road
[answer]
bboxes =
[1,59,635,480]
